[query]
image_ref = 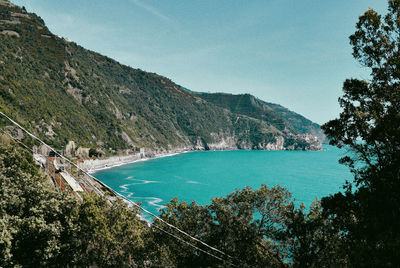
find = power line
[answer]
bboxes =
[85,174,237,265]
[0,110,236,265]
[0,111,104,196]
[152,224,235,267]
[112,189,233,259]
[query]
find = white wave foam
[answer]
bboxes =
[134,196,166,210]
[186,180,201,184]
[129,178,159,185]
[119,184,130,191]
[119,179,159,192]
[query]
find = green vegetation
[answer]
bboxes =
[144,186,347,267]
[146,185,295,267]
[1,0,399,266]
[320,0,400,264]
[0,135,144,267]
[0,1,320,154]
[146,0,400,260]
[197,92,324,139]
[0,136,337,267]
[197,92,324,150]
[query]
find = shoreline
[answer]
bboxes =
[80,148,193,174]
[80,144,327,174]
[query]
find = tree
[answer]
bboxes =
[0,136,145,267]
[0,136,80,267]
[321,0,400,265]
[286,201,347,267]
[143,185,295,267]
[89,148,100,158]
[75,193,144,267]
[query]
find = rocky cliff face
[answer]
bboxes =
[192,133,320,152]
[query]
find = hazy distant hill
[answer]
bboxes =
[0,0,322,153]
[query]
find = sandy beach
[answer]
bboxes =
[79,148,192,174]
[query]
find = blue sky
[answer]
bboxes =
[13,0,387,124]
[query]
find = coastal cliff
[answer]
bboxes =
[0,0,322,156]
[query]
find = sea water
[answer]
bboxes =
[94,145,351,219]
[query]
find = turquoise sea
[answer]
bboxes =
[94,145,351,219]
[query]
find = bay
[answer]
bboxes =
[94,145,351,219]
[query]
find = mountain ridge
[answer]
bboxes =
[0,0,322,156]
[196,92,327,143]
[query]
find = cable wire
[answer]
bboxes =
[0,110,236,265]
[152,224,235,266]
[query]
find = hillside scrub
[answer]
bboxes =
[0,136,144,267]
[0,0,321,154]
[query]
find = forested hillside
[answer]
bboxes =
[197,92,326,142]
[0,0,321,154]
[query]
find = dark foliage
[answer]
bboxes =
[321,0,400,265]
[142,185,295,267]
[0,136,144,267]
